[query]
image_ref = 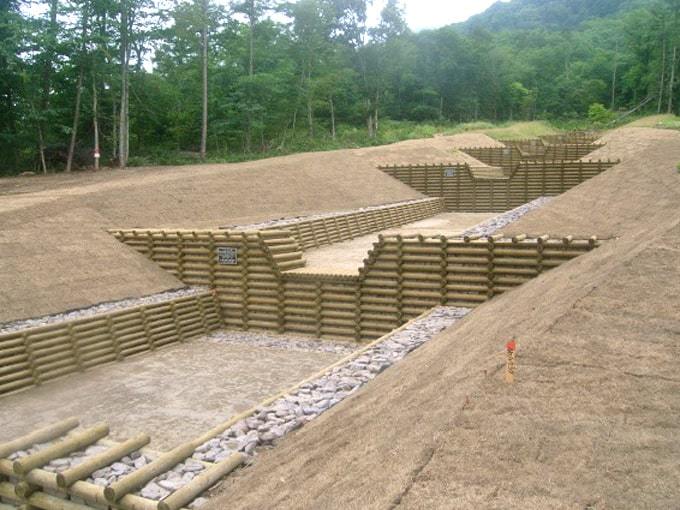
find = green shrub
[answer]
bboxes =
[587,103,615,126]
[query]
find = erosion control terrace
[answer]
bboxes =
[2,127,678,510]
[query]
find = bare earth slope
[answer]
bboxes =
[205,127,680,509]
[505,127,680,238]
[0,134,500,323]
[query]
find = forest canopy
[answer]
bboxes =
[0,0,678,174]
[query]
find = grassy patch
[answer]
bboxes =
[480,121,559,140]
[626,114,680,129]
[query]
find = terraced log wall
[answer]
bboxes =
[379,160,618,212]
[462,144,604,168]
[0,292,221,397]
[232,197,445,250]
[113,229,599,342]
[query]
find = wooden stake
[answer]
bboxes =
[505,339,517,384]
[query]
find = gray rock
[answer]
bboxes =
[141,482,170,500]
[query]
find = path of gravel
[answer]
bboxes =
[460,196,553,238]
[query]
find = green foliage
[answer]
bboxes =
[0,0,678,175]
[588,103,615,125]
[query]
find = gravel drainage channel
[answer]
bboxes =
[0,287,207,335]
[461,196,552,238]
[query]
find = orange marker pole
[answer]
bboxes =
[505,339,517,384]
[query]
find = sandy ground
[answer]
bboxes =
[0,133,499,324]
[0,336,344,450]
[203,126,680,509]
[292,212,494,275]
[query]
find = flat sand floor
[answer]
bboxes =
[0,334,345,450]
[291,212,495,275]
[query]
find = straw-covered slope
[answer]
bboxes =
[504,127,680,238]
[205,127,680,509]
[0,134,498,324]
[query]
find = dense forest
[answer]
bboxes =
[0,0,678,174]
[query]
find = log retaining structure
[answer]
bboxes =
[229,197,445,251]
[0,291,222,397]
[462,142,605,169]
[378,160,619,212]
[0,417,245,510]
[113,229,600,342]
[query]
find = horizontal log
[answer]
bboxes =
[157,453,245,510]
[13,423,109,475]
[0,418,80,460]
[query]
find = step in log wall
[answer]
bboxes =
[113,229,599,342]
[0,292,222,397]
[378,160,619,212]
[462,143,604,168]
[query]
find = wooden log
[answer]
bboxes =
[13,423,109,475]
[156,453,245,510]
[56,433,150,488]
[26,490,99,510]
[0,418,79,460]
[0,481,19,502]
[104,440,198,503]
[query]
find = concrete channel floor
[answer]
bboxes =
[0,334,346,450]
[291,212,495,275]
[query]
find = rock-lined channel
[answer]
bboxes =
[461,196,552,238]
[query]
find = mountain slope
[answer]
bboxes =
[462,0,642,32]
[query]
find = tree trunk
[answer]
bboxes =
[37,123,47,174]
[329,96,336,139]
[307,93,314,138]
[65,69,84,173]
[248,0,255,77]
[112,101,118,161]
[119,0,129,168]
[66,9,88,173]
[38,0,58,172]
[658,39,666,114]
[93,76,100,170]
[439,95,444,120]
[668,45,677,114]
[611,43,618,109]
[306,68,313,138]
[200,10,208,160]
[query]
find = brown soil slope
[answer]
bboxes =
[504,127,680,238]
[0,134,498,324]
[206,127,680,509]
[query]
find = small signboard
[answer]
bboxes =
[217,246,238,265]
[444,168,456,177]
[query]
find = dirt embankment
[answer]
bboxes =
[504,127,680,239]
[204,127,680,509]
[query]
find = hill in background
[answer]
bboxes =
[462,0,643,31]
